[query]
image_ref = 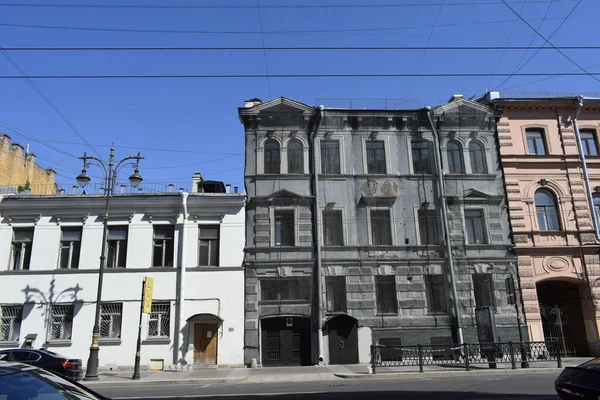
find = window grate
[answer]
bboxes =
[100,303,123,339]
[49,305,73,341]
[0,306,22,342]
[148,302,170,338]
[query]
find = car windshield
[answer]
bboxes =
[578,357,600,371]
[0,369,101,400]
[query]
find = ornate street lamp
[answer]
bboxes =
[77,145,144,381]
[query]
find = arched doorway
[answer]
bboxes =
[187,313,222,365]
[537,280,589,356]
[325,315,358,365]
[260,316,311,366]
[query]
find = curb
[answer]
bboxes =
[85,376,248,387]
[334,368,564,380]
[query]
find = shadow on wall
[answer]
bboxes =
[20,277,83,347]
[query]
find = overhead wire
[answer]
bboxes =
[256,0,272,99]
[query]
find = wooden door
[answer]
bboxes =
[328,316,359,365]
[194,323,218,365]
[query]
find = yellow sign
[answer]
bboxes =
[142,277,154,314]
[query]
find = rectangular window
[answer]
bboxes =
[418,209,440,245]
[58,228,81,269]
[326,276,347,312]
[526,128,547,155]
[323,209,343,246]
[11,228,33,270]
[320,140,341,174]
[274,210,295,246]
[580,129,599,156]
[366,140,386,174]
[473,273,495,309]
[371,209,392,245]
[107,226,127,268]
[0,306,22,342]
[425,275,447,313]
[49,305,73,341]
[260,279,310,301]
[412,138,433,174]
[199,225,219,266]
[153,226,174,267]
[376,276,398,314]
[148,302,170,338]
[465,209,487,244]
[100,303,122,339]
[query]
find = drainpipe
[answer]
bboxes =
[311,105,325,364]
[426,108,464,345]
[572,96,600,240]
[176,192,189,368]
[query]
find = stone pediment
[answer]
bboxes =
[434,97,492,115]
[453,188,503,204]
[243,97,314,115]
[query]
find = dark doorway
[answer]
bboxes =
[537,280,589,356]
[327,315,359,365]
[261,317,311,366]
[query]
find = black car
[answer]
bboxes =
[0,361,109,400]
[555,357,600,400]
[0,348,83,380]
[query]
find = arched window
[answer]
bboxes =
[447,141,464,173]
[535,189,561,231]
[287,140,303,174]
[469,141,487,174]
[264,140,280,174]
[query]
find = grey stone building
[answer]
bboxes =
[238,95,524,367]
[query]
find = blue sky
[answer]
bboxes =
[0,0,598,191]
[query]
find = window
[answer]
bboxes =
[260,279,310,301]
[425,275,447,313]
[0,306,22,342]
[418,209,440,245]
[264,140,280,174]
[447,141,464,173]
[580,129,599,156]
[376,276,398,314]
[323,209,343,246]
[412,137,433,174]
[274,210,294,246]
[287,140,304,174]
[535,189,561,231]
[473,273,495,309]
[100,303,122,340]
[469,141,488,174]
[465,209,487,244]
[153,226,174,267]
[107,226,127,268]
[11,228,33,270]
[366,140,386,174]
[593,194,600,228]
[326,276,347,312]
[58,228,81,269]
[148,302,170,338]
[370,209,392,245]
[526,128,547,155]
[320,140,341,174]
[199,226,219,266]
[49,305,73,341]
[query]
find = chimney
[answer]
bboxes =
[226,184,231,194]
[168,184,174,193]
[244,98,263,108]
[138,188,143,193]
[120,184,126,194]
[192,171,203,193]
[71,186,78,195]
[59,188,65,195]
[234,186,239,194]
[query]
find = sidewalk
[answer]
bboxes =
[83,357,591,388]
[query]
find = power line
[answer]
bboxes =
[0,72,598,79]
[0,1,576,9]
[499,0,600,85]
[256,0,272,99]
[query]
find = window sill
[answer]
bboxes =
[0,341,19,348]
[99,339,122,346]
[142,338,171,345]
[376,313,398,316]
[46,340,72,347]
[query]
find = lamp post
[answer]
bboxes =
[77,144,144,381]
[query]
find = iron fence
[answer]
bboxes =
[370,341,562,374]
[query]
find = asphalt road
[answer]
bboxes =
[94,372,560,400]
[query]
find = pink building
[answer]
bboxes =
[485,93,600,356]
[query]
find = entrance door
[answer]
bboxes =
[261,317,311,366]
[194,323,218,365]
[328,315,359,365]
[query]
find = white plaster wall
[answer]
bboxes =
[219,207,245,267]
[29,223,61,271]
[358,326,372,363]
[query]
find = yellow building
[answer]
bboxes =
[0,133,57,195]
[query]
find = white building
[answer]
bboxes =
[0,178,245,370]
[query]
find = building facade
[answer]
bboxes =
[239,96,523,367]
[0,178,246,370]
[0,133,57,195]
[485,93,600,356]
